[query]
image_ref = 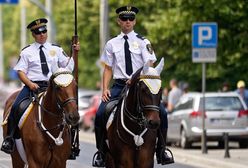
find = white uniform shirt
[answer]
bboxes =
[14,42,73,81]
[101,31,157,79]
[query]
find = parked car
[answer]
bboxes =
[167,92,248,149]
[78,89,101,130]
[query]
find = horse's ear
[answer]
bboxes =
[51,59,59,74]
[155,58,164,75]
[143,61,150,74]
[66,58,74,72]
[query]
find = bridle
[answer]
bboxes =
[124,75,161,128]
[52,71,77,115]
[117,73,162,147]
[37,70,77,146]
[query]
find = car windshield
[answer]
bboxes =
[199,96,244,111]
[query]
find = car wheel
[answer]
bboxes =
[239,140,248,148]
[180,129,191,149]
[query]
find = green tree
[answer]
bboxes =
[2,0,248,91]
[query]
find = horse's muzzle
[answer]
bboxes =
[65,112,80,126]
[147,120,160,130]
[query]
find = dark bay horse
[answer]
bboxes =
[106,59,164,168]
[2,63,79,168]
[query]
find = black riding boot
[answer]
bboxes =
[156,129,174,165]
[1,117,16,154]
[92,127,106,167]
[68,125,80,160]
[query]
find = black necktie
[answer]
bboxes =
[39,45,49,76]
[123,35,133,75]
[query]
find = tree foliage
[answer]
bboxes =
[2,0,248,91]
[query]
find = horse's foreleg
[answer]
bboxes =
[11,150,26,168]
[105,152,115,168]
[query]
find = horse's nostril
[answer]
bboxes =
[148,120,160,129]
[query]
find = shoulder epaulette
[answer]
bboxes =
[52,43,61,47]
[136,34,146,40]
[21,45,30,51]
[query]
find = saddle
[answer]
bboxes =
[13,89,45,138]
[104,85,129,121]
[104,98,119,118]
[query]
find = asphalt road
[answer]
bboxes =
[0,108,195,168]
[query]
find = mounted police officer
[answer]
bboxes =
[92,5,174,167]
[1,18,79,154]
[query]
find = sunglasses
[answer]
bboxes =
[34,30,47,35]
[119,16,135,21]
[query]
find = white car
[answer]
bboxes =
[167,92,248,149]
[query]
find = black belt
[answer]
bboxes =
[32,81,49,86]
[114,79,128,85]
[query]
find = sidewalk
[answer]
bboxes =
[79,131,248,168]
[172,146,247,168]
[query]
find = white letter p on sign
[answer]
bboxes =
[198,26,212,45]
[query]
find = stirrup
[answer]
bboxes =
[158,148,174,165]
[156,147,174,165]
[1,136,15,154]
[92,151,105,167]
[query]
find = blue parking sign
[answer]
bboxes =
[192,23,218,48]
[0,0,19,4]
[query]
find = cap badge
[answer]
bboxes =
[127,6,132,11]
[36,20,41,26]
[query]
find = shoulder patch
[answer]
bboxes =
[21,45,30,51]
[146,44,154,54]
[52,43,61,47]
[136,34,146,40]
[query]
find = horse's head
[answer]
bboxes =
[129,58,164,130]
[49,59,79,126]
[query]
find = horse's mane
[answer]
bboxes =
[129,67,143,87]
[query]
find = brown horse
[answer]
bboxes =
[2,65,79,168]
[106,59,164,168]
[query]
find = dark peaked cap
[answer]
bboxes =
[116,6,139,15]
[27,18,48,31]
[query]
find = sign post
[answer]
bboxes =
[192,22,218,154]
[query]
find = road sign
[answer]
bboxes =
[192,22,218,63]
[0,0,18,4]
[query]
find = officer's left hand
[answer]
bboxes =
[73,42,80,51]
